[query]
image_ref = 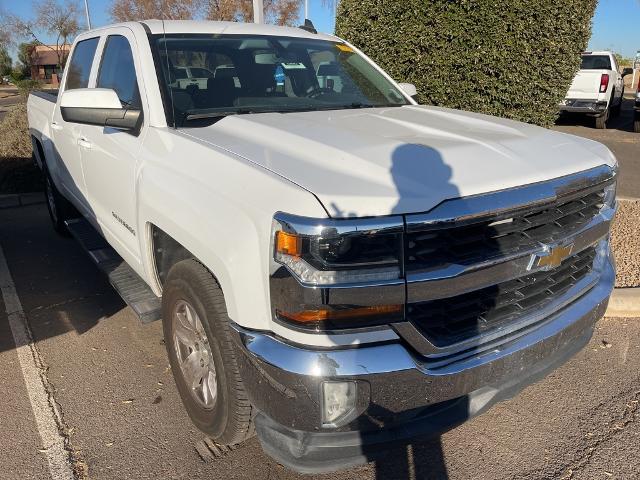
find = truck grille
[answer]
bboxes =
[406,189,604,272]
[407,246,597,347]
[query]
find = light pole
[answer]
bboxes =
[253,0,264,23]
[304,0,309,20]
[84,0,92,29]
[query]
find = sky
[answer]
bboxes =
[1,0,639,60]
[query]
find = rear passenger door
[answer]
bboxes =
[52,36,100,211]
[80,28,146,269]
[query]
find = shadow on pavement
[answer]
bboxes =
[555,97,636,133]
[0,204,126,353]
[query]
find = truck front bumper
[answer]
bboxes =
[229,251,614,474]
[559,99,608,115]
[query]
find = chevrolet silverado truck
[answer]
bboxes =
[28,21,617,473]
[560,51,633,129]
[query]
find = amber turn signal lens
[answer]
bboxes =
[278,304,402,323]
[276,231,302,257]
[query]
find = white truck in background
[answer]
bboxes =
[560,51,633,129]
[27,21,617,473]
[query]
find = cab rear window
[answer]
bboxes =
[581,55,611,70]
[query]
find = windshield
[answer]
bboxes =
[152,34,409,127]
[580,55,612,70]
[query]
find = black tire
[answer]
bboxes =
[162,259,255,445]
[634,117,640,134]
[43,167,74,236]
[611,90,622,117]
[594,108,609,129]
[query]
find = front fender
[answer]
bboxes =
[136,128,327,330]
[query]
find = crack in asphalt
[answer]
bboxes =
[25,317,89,479]
[514,383,640,480]
[560,388,640,479]
[29,293,106,313]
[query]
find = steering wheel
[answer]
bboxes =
[306,87,335,98]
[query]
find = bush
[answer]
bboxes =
[9,68,25,83]
[0,102,42,193]
[336,0,597,127]
[16,78,43,97]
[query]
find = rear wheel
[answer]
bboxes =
[44,168,74,236]
[594,108,609,129]
[611,90,622,117]
[162,259,255,445]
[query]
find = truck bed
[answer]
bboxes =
[566,70,609,100]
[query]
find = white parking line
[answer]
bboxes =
[0,244,74,480]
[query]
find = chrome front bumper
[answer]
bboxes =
[230,249,614,473]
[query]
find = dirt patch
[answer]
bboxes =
[0,102,42,194]
[611,199,640,288]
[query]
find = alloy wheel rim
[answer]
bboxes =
[173,300,217,409]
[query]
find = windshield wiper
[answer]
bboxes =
[185,108,256,121]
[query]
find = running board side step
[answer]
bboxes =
[65,218,161,324]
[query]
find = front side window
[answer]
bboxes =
[65,37,99,90]
[97,35,141,109]
[152,34,409,127]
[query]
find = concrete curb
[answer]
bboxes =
[606,287,640,318]
[0,192,44,209]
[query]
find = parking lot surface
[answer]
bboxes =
[0,204,639,480]
[553,95,640,200]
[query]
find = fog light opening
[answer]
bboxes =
[321,381,357,428]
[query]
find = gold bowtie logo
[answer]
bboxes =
[533,244,574,270]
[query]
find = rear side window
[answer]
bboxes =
[97,35,141,109]
[65,37,99,90]
[581,55,612,70]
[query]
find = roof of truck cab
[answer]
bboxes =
[137,20,339,42]
[582,51,613,56]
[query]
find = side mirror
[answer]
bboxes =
[622,67,634,77]
[398,82,418,99]
[60,88,142,132]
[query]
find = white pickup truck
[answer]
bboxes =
[28,21,617,473]
[560,51,633,129]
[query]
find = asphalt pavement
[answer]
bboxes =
[0,204,639,480]
[0,94,21,122]
[553,95,640,200]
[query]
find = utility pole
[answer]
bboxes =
[253,0,264,24]
[83,0,92,29]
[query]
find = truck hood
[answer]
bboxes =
[181,105,616,218]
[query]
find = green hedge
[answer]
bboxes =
[336,0,597,126]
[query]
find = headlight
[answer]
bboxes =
[270,213,405,330]
[272,213,403,286]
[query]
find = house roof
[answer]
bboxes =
[31,44,71,66]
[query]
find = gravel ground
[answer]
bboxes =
[611,199,640,288]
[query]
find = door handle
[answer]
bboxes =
[77,137,92,149]
[51,122,63,131]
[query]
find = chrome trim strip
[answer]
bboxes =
[406,205,614,302]
[274,211,404,237]
[405,164,615,231]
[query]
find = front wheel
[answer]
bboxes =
[162,259,255,445]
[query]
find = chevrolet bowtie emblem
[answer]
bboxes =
[530,244,574,270]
